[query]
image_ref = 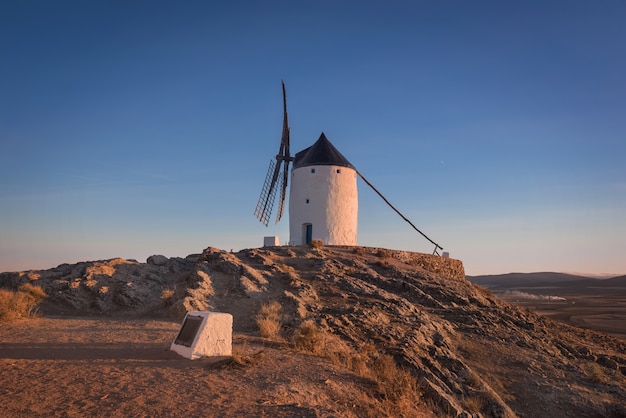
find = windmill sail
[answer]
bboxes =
[275,82,290,223]
[254,81,292,226]
[254,159,281,226]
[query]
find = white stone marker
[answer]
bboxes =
[170,311,233,359]
[263,236,280,247]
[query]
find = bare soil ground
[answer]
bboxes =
[0,317,419,418]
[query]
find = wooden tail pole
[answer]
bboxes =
[356,170,444,255]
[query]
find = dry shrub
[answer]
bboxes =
[291,323,424,416]
[225,346,265,369]
[294,322,365,368]
[346,343,377,376]
[461,395,484,413]
[353,246,365,256]
[292,320,326,355]
[346,353,370,377]
[350,352,424,416]
[585,362,608,384]
[18,283,47,303]
[465,370,482,388]
[257,317,281,339]
[376,248,391,259]
[256,301,282,339]
[371,355,420,404]
[309,239,323,249]
[0,285,47,321]
[375,260,390,269]
[292,321,356,359]
[160,288,175,306]
[474,285,494,298]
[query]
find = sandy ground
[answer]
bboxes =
[0,317,422,418]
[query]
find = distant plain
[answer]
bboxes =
[468,273,626,341]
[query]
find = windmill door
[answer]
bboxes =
[305,224,313,244]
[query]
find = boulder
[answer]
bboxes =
[147,255,169,266]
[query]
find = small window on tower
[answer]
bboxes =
[336,169,341,173]
[311,168,316,174]
[306,199,310,204]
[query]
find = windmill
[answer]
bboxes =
[254,81,292,226]
[254,82,444,255]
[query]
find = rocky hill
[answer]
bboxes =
[1,245,625,417]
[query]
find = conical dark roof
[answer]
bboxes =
[293,133,354,169]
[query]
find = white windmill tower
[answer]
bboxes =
[255,82,444,254]
[288,132,358,245]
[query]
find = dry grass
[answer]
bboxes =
[585,362,609,384]
[0,285,47,321]
[464,370,482,388]
[223,344,266,369]
[474,284,494,298]
[375,260,391,268]
[18,283,47,302]
[376,248,392,259]
[256,301,282,339]
[353,246,366,256]
[309,239,324,249]
[292,320,329,355]
[371,355,421,404]
[461,395,484,413]
[160,288,175,306]
[291,321,425,417]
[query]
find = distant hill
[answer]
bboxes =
[467,272,626,296]
[603,275,626,286]
[467,272,594,289]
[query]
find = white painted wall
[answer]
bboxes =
[289,164,358,245]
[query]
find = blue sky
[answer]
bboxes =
[1,1,625,275]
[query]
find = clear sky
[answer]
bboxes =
[1,1,625,275]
